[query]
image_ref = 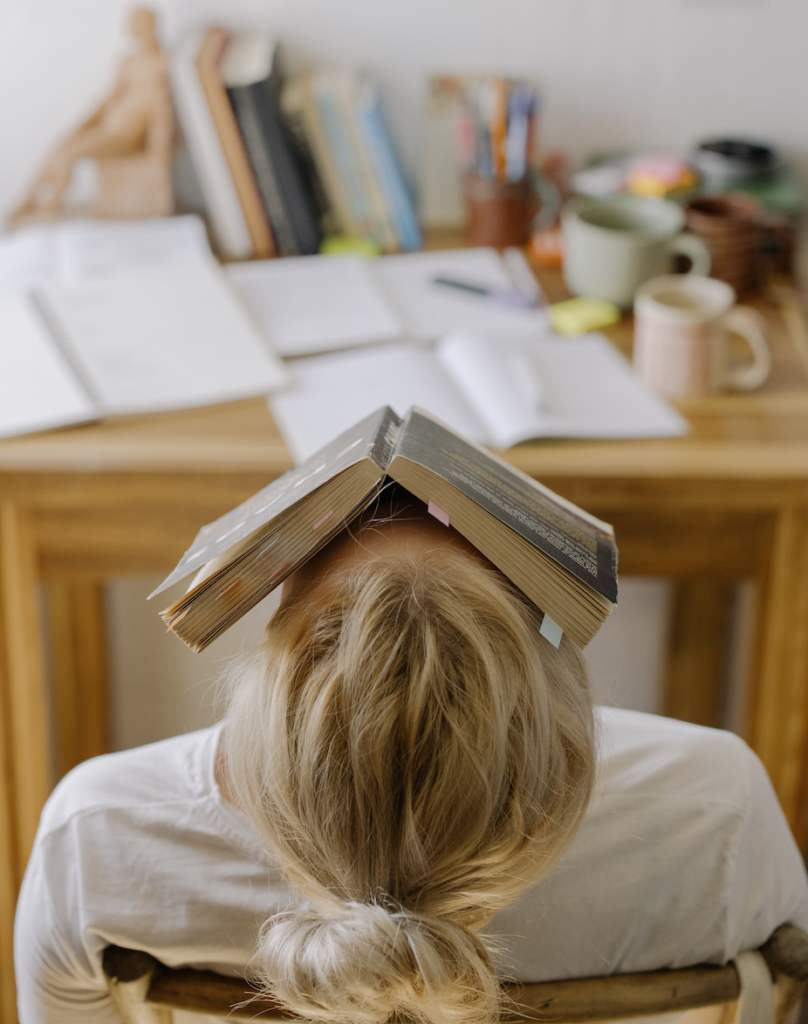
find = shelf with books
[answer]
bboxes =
[172,27,420,259]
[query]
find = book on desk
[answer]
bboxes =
[173,27,421,260]
[0,218,687,449]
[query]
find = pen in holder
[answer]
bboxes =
[464,171,560,248]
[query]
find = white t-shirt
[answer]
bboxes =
[15,708,808,1023]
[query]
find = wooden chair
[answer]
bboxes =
[103,924,808,1024]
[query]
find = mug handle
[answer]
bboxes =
[669,232,711,276]
[722,306,771,391]
[529,171,562,232]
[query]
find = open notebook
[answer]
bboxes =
[0,253,287,438]
[152,406,618,652]
[270,331,689,461]
[225,247,548,356]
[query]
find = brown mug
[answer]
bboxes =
[685,196,763,296]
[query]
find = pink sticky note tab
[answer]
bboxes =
[427,501,450,527]
[312,510,334,531]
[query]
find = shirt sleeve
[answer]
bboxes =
[14,822,121,1024]
[723,742,808,957]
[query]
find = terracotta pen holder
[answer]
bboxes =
[464,173,557,248]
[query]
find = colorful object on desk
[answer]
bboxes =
[457,76,540,183]
[530,225,564,269]
[626,154,698,199]
[432,275,539,310]
[549,297,621,337]
[320,234,380,257]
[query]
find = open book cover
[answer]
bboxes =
[151,406,618,651]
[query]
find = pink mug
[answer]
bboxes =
[633,275,771,399]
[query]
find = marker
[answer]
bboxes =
[432,275,539,309]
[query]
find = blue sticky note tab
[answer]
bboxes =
[539,614,563,648]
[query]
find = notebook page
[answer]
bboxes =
[226,256,402,356]
[55,215,211,281]
[439,331,688,445]
[39,254,288,416]
[523,334,689,440]
[270,345,485,462]
[437,331,547,446]
[0,290,96,437]
[373,248,549,338]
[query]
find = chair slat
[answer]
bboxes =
[101,924,808,1024]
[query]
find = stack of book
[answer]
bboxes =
[172,28,421,260]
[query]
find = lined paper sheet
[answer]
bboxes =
[438,331,689,446]
[0,290,96,437]
[226,256,402,356]
[39,254,288,415]
[374,248,550,337]
[270,345,485,462]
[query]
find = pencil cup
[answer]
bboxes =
[464,173,557,248]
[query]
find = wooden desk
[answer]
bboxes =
[2,274,808,1020]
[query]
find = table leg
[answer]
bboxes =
[0,503,51,1022]
[664,580,734,727]
[746,508,808,842]
[0,696,19,1023]
[49,582,109,778]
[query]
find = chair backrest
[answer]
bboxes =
[103,924,808,1024]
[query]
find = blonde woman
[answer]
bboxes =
[15,491,808,1024]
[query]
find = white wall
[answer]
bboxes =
[3,0,807,217]
[4,0,802,747]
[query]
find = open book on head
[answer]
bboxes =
[151,406,618,653]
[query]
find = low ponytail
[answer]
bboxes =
[224,543,595,1024]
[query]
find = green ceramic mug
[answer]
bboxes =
[562,195,711,308]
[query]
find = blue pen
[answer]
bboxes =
[431,275,539,309]
[506,84,531,180]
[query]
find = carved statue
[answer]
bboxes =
[9,7,174,226]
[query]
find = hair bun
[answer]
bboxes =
[254,900,499,1024]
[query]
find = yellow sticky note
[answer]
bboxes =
[550,297,621,336]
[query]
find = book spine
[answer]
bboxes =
[359,92,422,252]
[252,71,323,257]
[228,84,299,256]
[171,32,253,260]
[286,76,356,235]
[313,81,378,239]
[337,76,399,251]
[370,406,402,469]
[196,28,276,259]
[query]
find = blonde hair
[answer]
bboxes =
[223,537,595,1024]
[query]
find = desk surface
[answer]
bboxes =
[2,273,807,490]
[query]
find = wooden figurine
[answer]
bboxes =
[9,7,174,225]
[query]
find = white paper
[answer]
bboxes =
[54,215,211,281]
[441,331,688,446]
[437,331,547,446]
[270,344,485,462]
[0,216,211,289]
[39,253,288,415]
[226,256,402,356]
[374,248,550,338]
[0,290,96,437]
